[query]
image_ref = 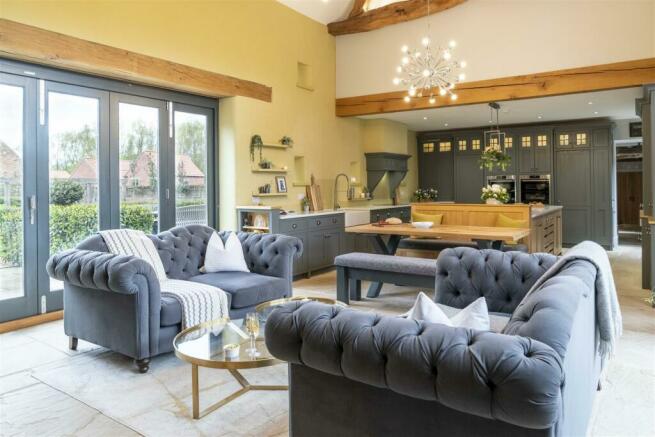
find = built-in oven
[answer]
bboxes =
[486,175,516,203]
[519,175,551,204]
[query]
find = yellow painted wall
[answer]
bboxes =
[1,0,412,229]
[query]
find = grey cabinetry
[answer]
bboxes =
[418,135,454,200]
[281,213,344,276]
[642,94,654,216]
[555,149,592,245]
[453,131,484,203]
[554,123,614,248]
[592,128,615,248]
[518,129,552,174]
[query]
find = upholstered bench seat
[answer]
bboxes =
[335,252,437,303]
[335,252,437,276]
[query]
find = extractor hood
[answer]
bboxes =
[365,152,410,197]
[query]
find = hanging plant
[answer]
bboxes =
[250,135,263,162]
[479,146,511,171]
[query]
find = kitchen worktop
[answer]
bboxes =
[530,205,563,219]
[279,210,345,220]
[340,204,410,211]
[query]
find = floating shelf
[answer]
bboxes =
[251,168,288,173]
[292,182,309,187]
[242,225,270,231]
[261,143,290,149]
[252,193,288,197]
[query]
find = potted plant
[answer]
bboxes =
[250,135,263,162]
[479,146,512,171]
[412,188,438,202]
[481,184,509,205]
[258,159,272,169]
[300,195,310,213]
[279,136,294,147]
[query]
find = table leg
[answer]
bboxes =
[366,234,403,298]
[190,366,287,420]
[192,364,199,419]
[474,239,504,250]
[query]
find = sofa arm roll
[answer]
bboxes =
[47,249,160,295]
[238,232,303,279]
[265,301,564,430]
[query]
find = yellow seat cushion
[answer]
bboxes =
[496,214,528,228]
[412,211,443,224]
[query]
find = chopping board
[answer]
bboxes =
[307,174,323,211]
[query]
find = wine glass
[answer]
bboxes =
[244,312,260,357]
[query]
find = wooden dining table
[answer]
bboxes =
[345,223,531,297]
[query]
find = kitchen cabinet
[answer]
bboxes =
[642,218,655,291]
[518,129,552,174]
[592,133,614,248]
[529,209,562,255]
[453,131,484,203]
[641,94,654,216]
[418,136,454,200]
[555,148,592,245]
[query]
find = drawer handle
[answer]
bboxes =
[292,224,297,229]
[317,220,321,225]
[332,218,337,223]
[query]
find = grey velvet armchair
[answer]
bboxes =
[266,247,601,437]
[47,225,302,373]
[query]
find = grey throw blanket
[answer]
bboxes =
[516,241,622,368]
[100,229,229,328]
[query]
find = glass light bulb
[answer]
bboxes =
[443,51,451,60]
[396,66,402,73]
[414,51,421,58]
[401,45,409,53]
[460,60,467,68]
[409,88,417,97]
[393,77,400,85]
[439,88,447,96]
[429,97,436,104]
[421,37,430,47]
[449,40,457,48]
[458,73,466,81]
[402,57,409,65]
[451,93,458,101]
[422,69,430,77]
[404,96,411,103]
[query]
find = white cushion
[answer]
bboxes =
[402,292,490,331]
[202,232,250,273]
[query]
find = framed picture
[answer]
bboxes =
[275,176,288,193]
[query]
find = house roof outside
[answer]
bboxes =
[0,142,20,181]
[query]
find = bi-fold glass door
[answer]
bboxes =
[0,73,38,321]
[1,81,214,323]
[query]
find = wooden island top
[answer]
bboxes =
[345,223,530,243]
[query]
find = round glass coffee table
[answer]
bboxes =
[174,296,345,419]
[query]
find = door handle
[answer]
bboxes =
[29,195,37,225]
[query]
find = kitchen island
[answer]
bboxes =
[410,202,563,254]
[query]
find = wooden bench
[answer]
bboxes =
[334,252,436,304]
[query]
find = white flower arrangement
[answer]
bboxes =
[481,184,509,204]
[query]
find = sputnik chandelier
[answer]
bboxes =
[392,0,466,104]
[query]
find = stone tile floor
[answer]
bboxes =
[0,243,653,436]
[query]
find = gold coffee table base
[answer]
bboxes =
[191,364,287,419]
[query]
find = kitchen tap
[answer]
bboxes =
[333,173,351,210]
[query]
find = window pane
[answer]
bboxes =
[48,92,100,291]
[175,111,208,226]
[118,103,159,233]
[0,84,24,300]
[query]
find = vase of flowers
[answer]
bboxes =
[481,184,509,204]
[413,188,438,202]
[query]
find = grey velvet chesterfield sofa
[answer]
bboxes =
[266,247,600,437]
[47,225,302,373]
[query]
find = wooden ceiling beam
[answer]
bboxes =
[336,58,655,117]
[0,19,272,102]
[328,0,467,36]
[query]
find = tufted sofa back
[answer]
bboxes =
[77,225,303,281]
[434,247,557,314]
